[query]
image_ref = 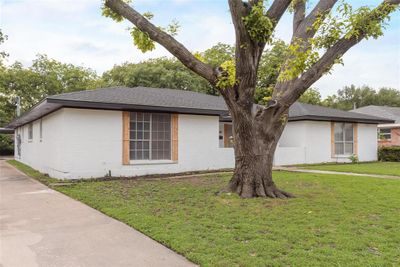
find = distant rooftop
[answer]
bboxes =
[352,105,400,124]
[6,87,394,129]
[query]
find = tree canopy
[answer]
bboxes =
[0,54,103,126]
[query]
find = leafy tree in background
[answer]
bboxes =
[104,0,400,198]
[323,85,400,110]
[103,57,213,94]
[299,88,322,105]
[0,54,104,125]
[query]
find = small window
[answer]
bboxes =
[334,122,354,156]
[40,119,43,141]
[28,123,33,141]
[378,128,391,140]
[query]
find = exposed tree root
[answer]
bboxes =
[228,179,294,199]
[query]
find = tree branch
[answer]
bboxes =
[105,0,217,84]
[228,0,259,103]
[294,0,338,40]
[280,0,400,106]
[293,0,306,33]
[266,0,292,24]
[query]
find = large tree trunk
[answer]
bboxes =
[227,103,294,199]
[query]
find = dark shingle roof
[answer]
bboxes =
[351,105,400,124]
[6,87,393,129]
[288,102,393,123]
[48,86,227,113]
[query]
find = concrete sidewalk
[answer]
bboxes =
[0,160,196,267]
[277,166,400,180]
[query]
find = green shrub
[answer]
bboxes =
[0,134,14,156]
[378,146,400,162]
[348,154,359,163]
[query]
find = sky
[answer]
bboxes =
[0,0,399,97]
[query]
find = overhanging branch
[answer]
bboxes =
[277,0,400,108]
[105,0,217,84]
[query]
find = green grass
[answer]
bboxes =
[9,160,400,266]
[300,162,400,176]
[8,159,59,185]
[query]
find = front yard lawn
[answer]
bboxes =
[300,162,400,176]
[9,160,400,266]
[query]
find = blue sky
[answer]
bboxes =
[0,0,399,97]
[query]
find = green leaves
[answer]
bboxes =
[216,60,236,89]
[128,17,180,53]
[101,0,132,22]
[344,2,398,40]
[166,20,180,36]
[242,1,273,43]
[130,28,155,53]
[0,54,102,126]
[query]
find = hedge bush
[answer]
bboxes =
[0,134,14,155]
[378,146,400,162]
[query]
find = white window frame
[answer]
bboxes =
[334,122,354,156]
[378,128,391,140]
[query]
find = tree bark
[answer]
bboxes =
[226,96,293,198]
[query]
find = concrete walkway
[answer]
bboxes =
[278,166,400,180]
[0,160,196,267]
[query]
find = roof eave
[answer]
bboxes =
[288,115,394,124]
[46,98,227,116]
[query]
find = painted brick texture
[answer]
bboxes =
[379,127,400,147]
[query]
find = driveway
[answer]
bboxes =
[0,160,195,267]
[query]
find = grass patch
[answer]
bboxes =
[9,160,400,266]
[300,162,400,176]
[7,159,59,185]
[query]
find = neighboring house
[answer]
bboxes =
[352,105,400,147]
[6,87,392,179]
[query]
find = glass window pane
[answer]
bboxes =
[143,141,149,150]
[130,112,137,122]
[344,123,353,141]
[144,131,150,139]
[143,150,150,160]
[335,143,344,155]
[345,143,353,154]
[137,112,143,121]
[334,123,344,142]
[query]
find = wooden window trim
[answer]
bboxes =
[122,111,130,165]
[171,114,179,162]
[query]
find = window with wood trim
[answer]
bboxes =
[129,112,171,160]
[333,122,354,156]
